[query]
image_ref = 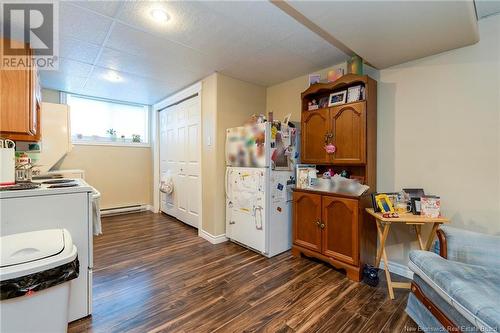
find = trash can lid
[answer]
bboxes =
[0,229,77,281]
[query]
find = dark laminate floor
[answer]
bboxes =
[68,212,418,333]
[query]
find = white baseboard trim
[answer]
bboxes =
[198,229,228,244]
[145,205,156,213]
[379,260,414,279]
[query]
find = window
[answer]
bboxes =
[67,94,149,146]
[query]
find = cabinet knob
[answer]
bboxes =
[315,220,321,226]
[320,223,325,229]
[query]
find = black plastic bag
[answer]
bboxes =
[1,257,79,300]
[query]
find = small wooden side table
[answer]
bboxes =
[365,208,450,299]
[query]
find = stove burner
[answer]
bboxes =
[42,179,75,184]
[48,183,79,188]
[0,183,41,191]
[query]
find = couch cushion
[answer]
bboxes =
[409,250,500,332]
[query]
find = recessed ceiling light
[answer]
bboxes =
[150,8,170,23]
[104,72,122,82]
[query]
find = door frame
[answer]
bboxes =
[153,82,202,228]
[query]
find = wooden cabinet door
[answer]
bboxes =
[330,102,366,164]
[293,192,322,252]
[322,196,359,265]
[301,108,330,164]
[0,41,40,141]
[0,68,31,135]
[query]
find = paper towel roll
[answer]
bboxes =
[1,148,15,185]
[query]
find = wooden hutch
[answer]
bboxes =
[292,74,377,281]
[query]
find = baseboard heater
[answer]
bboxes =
[100,204,150,216]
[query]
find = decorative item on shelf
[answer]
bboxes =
[322,168,334,179]
[106,128,117,141]
[328,90,347,106]
[411,197,422,215]
[347,85,363,103]
[374,193,395,213]
[268,111,274,122]
[347,54,363,75]
[132,134,141,143]
[339,169,350,178]
[308,73,321,86]
[307,99,319,111]
[403,188,425,215]
[420,196,441,218]
[327,68,344,82]
[318,96,328,108]
[296,164,316,189]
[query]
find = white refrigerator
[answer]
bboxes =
[225,122,298,257]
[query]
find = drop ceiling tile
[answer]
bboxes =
[82,66,176,104]
[40,71,87,92]
[96,47,201,85]
[59,36,101,64]
[59,2,114,45]
[57,58,94,77]
[116,1,288,59]
[116,1,223,50]
[278,29,349,68]
[201,1,305,42]
[105,23,217,74]
[69,1,122,18]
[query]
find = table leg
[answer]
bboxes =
[425,223,440,251]
[376,220,395,300]
[375,220,390,267]
[414,225,426,250]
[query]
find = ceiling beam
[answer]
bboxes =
[270,0,355,57]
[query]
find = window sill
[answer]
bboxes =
[72,141,151,148]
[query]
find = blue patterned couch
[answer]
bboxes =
[406,225,500,333]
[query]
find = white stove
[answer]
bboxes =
[0,179,94,198]
[0,177,95,322]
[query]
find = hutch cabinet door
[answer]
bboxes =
[330,102,366,164]
[293,192,322,252]
[301,108,330,164]
[321,196,359,265]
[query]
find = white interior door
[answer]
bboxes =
[159,96,201,228]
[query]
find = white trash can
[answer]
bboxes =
[0,229,79,333]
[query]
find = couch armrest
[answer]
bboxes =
[437,225,500,267]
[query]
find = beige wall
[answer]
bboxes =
[200,73,267,236]
[201,73,219,235]
[215,74,267,235]
[266,63,348,122]
[59,145,152,209]
[377,14,500,265]
[41,89,153,210]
